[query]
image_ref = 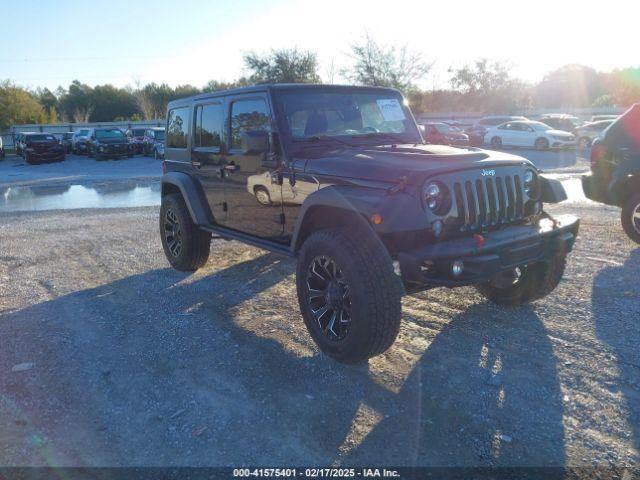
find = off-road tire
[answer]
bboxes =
[296,227,402,363]
[535,138,549,150]
[621,193,640,244]
[160,193,211,271]
[476,252,567,306]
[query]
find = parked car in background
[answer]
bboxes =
[22,133,65,164]
[141,127,165,159]
[126,127,147,154]
[467,116,528,145]
[0,136,4,159]
[539,114,582,133]
[72,128,91,155]
[575,120,615,148]
[87,128,135,160]
[582,104,640,243]
[485,120,576,150]
[60,132,74,153]
[590,114,619,122]
[421,122,469,146]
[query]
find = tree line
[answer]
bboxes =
[1,35,639,130]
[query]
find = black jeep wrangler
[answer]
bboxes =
[159,84,579,363]
[582,104,640,243]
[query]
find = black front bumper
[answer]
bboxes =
[581,173,609,204]
[398,215,579,291]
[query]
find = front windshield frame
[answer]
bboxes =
[272,87,422,154]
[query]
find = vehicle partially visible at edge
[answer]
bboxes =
[582,103,640,243]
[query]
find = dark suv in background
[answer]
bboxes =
[87,128,134,160]
[142,127,165,159]
[158,84,578,364]
[22,133,66,164]
[582,104,640,243]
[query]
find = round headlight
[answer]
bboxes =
[423,181,450,214]
[523,169,538,197]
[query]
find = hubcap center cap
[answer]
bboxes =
[326,281,343,309]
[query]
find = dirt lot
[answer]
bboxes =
[0,197,638,467]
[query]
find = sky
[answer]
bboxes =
[1,0,638,92]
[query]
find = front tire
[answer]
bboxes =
[476,252,567,306]
[296,228,402,363]
[490,136,502,148]
[535,138,549,150]
[621,193,640,244]
[160,193,211,271]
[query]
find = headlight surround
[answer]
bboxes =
[523,169,540,198]
[422,181,451,215]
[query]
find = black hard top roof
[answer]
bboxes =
[167,83,402,108]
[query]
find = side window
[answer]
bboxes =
[194,103,223,149]
[499,123,511,130]
[230,98,270,150]
[167,107,190,148]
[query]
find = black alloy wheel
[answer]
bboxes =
[306,255,352,341]
[163,208,183,257]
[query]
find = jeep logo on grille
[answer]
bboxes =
[481,169,496,177]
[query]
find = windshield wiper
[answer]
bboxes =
[349,132,413,145]
[294,135,356,148]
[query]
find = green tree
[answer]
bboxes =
[243,48,321,84]
[90,84,139,121]
[449,59,529,113]
[59,80,95,122]
[343,34,431,93]
[0,81,47,129]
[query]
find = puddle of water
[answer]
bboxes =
[0,181,160,213]
[0,177,591,214]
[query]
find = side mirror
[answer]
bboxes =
[241,130,269,154]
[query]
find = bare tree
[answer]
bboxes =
[343,33,432,92]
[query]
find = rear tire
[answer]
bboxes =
[490,136,502,148]
[476,252,567,306]
[254,186,271,206]
[160,193,211,271]
[296,228,402,363]
[621,193,640,244]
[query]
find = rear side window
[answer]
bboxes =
[194,103,223,149]
[167,107,190,148]
[230,99,270,149]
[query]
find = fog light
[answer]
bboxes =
[432,220,444,237]
[452,260,464,276]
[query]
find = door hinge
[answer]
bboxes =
[273,213,285,225]
[222,202,228,212]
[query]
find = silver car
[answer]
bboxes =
[575,120,614,148]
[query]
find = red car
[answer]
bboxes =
[420,122,470,146]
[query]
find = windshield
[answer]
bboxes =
[78,129,89,136]
[434,123,458,133]
[153,130,165,141]
[131,129,145,136]
[95,129,125,140]
[27,134,55,142]
[274,89,420,144]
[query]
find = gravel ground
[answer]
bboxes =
[0,197,638,467]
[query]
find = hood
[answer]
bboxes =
[302,144,531,184]
[547,129,574,137]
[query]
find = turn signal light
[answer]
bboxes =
[371,213,382,225]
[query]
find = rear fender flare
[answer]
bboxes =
[161,172,213,226]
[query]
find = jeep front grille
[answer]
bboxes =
[453,174,525,231]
